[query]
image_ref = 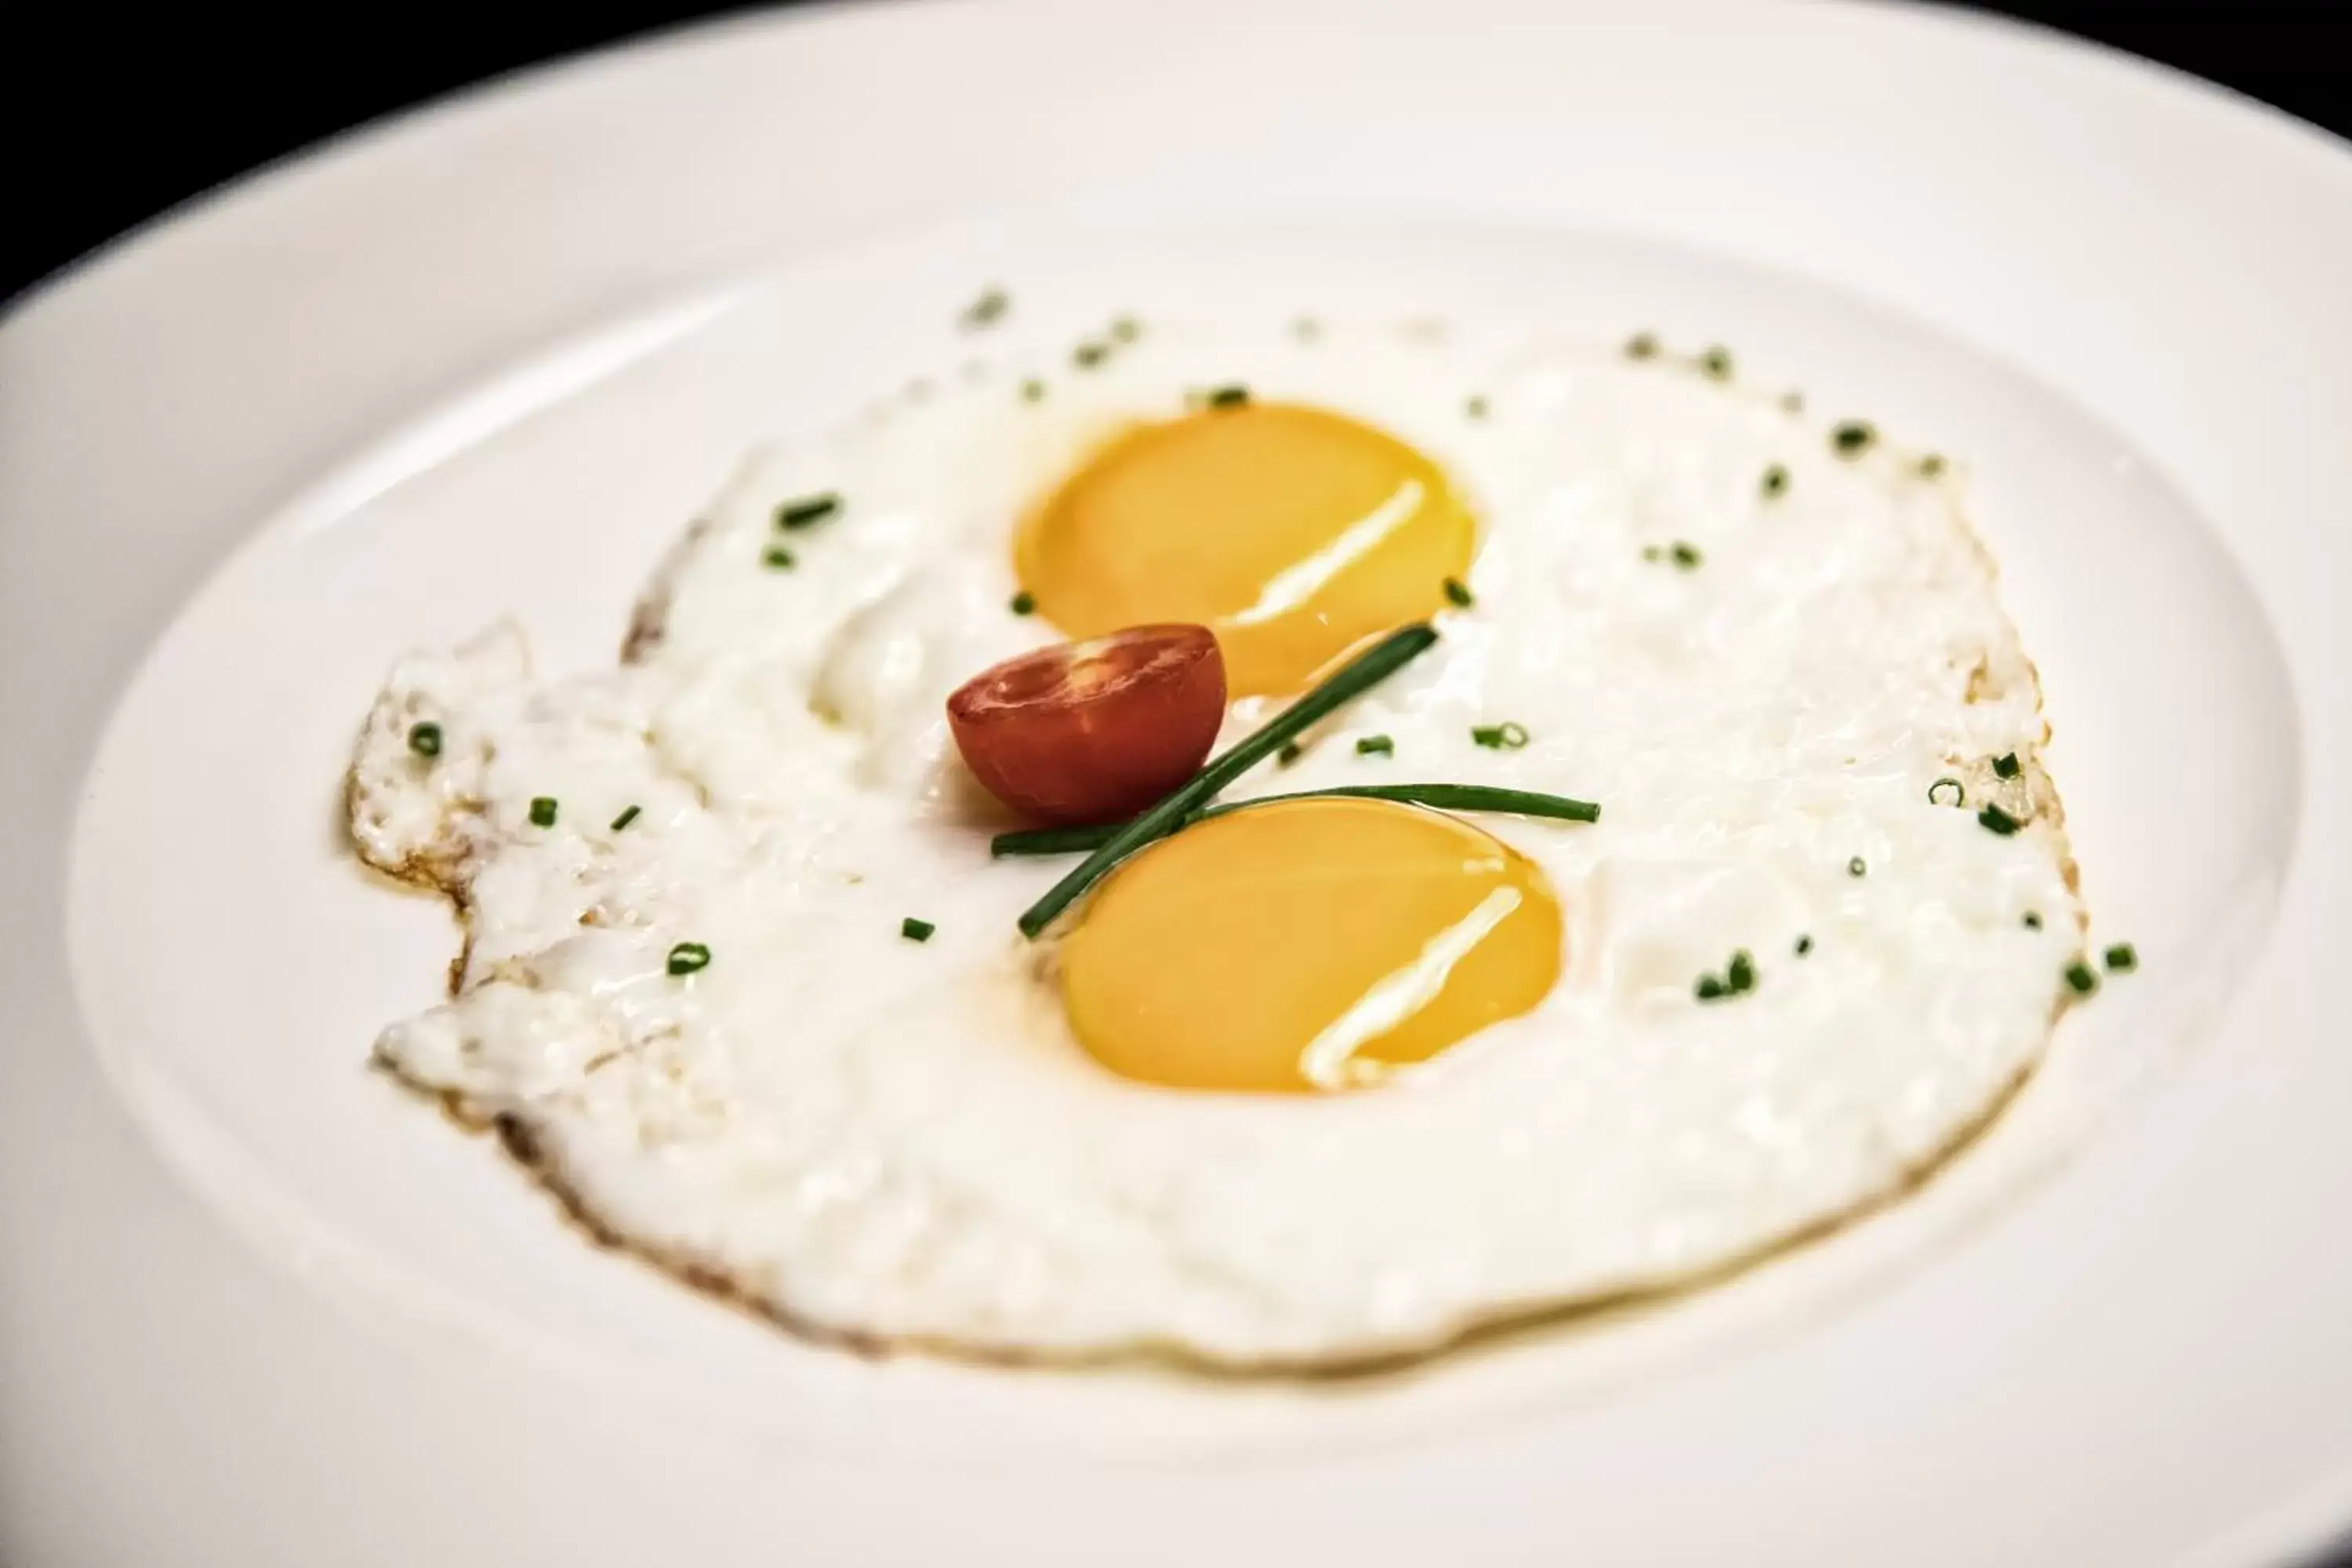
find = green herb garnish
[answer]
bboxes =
[960,286,1009,329]
[1465,395,1489,419]
[1626,332,1660,360]
[763,545,796,571]
[1848,855,1867,877]
[1020,379,1046,403]
[666,942,711,976]
[1831,421,1878,457]
[1993,751,2021,779]
[1443,576,1475,608]
[992,782,1602,857]
[1073,341,1109,368]
[2024,911,2043,929]
[1014,625,1439,936]
[1700,346,1733,380]
[1918,453,1947,478]
[1010,590,1037,616]
[775,492,840,530]
[1795,934,1813,956]
[1928,777,1965,807]
[1642,544,1663,563]
[1205,384,1250,408]
[1356,735,1395,757]
[1693,948,1761,1001]
[1110,315,1141,343]
[1276,741,1304,768]
[610,804,641,832]
[902,917,936,943]
[2104,942,2137,973]
[1670,541,1703,569]
[1978,802,2024,836]
[1762,463,1789,499]
[1471,721,1530,750]
[528,797,558,828]
[2064,959,2099,996]
[408,721,442,758]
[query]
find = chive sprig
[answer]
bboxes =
[993,782,1601,858]
[1013,624,1439,937]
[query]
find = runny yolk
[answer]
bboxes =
[1016,402,1477,697]
[1058,798,1563,1093]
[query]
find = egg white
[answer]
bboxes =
[348,319,2084,1368]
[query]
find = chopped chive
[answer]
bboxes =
[610,804,641,832]
[960,286,1009,329]
[1109,315,1141,343]
[1670,541,1703,569]
[666,942,711,976]
[1642,544,1663,563]
[407,721,442,758]
[528,797,558,828]
[1848,856,1867,877]
[1695,973,1727,1001]
[775,492,840,530]
[990,784,1602,857]
[1928,777,1965,808]
[1626,332,1660,360]
[1015,625,1440,936]
[763,545,797,571]
[1794,934,1813,956]
[1465,395,1489,419]
[1009,590,1037,616]
[1761,463,1790,499]
[1978,802,2024,836]
[1205,384,1250,408]
[1277,741,1304,768]
[1726,949,1756,993]
[2024,911,2043,929]
[1356,735,1395,757]
[1831,421,1878,457]
[1020,379,1046,403]
[1918,453,1947,478]
[1443,576,1475,608]
[901,917,936,943]
[1471,721,1530,750]
[1993,751,2021,779]
[1073,341,1109,368]
[2064,960,2099,996]
[2103,942,2137,973]
[1700,346,1733,380]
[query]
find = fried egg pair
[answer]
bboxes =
[347,317,2083,1368]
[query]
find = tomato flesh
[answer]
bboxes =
[946,624,1227,826]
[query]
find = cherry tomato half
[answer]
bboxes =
[946,624,1227,826]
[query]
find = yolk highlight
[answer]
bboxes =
[1059,798,1563,1093]
[1017,402,1476,696]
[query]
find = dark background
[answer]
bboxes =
[2,2,2347,306]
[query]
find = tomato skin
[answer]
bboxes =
[946,624,1227,826]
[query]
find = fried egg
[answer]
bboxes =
[347,316,2085,1368]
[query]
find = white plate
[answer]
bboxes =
[5,2,2349,1563]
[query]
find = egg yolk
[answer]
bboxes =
[1058,798,1563,1093]
[1016,402,1476,697]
